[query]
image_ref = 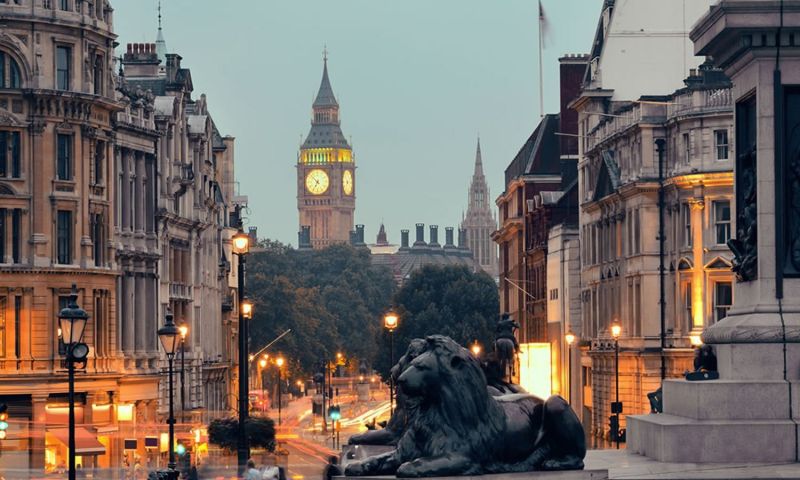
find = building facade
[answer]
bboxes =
[461,140,498,279]
[575,7,735,441]
[0,0,123,472]
[297,57,355,249]
[0,1,242,472]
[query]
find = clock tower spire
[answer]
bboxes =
[297,53,356,249]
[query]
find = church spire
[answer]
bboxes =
[155,0,167,65]
[473,137,484,177]
[313,47,338,108]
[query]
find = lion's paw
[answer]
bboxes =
[396,460,423,478]
[344,462,365,476]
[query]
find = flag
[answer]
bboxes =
[539,0,551,48]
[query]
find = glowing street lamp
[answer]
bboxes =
[610,321,622,449]
[178,322,189,424]
[58,285,89,480]
[565,331,576,405]
[232,228,251,474]
[383,312,399,416]
[241,298,253,320]
[276,357,285,426]
[157,312,180,475]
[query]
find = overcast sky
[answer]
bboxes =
[113,0,601,246]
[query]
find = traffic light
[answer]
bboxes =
[0,403,8,440]
[609,415,619,442]
[328,405,341,421]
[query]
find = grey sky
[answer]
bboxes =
[113,0,601,245]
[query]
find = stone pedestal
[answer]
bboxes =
[629,0,800,464]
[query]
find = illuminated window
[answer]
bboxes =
[714,200,731,245]
[714,130,729,160]
[714,282,732,323]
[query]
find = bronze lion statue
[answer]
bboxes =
[345,335,586,477]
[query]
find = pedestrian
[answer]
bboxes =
[246,459,262,480]
[322,455,341,480]
[260,457,280,480]
[188,465,199,480]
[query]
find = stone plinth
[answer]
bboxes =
[335,471,608,480]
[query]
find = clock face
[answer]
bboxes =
[305,169,329,195]
[342,170,353,195]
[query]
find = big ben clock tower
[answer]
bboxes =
[297,54,356,248]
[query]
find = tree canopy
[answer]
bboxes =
[208,416,275,452]
[246,241,396,379]
[375,264,499,378]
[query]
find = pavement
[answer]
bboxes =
[587,449,800,479]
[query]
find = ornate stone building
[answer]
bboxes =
[574,0,733,442]
[0,0,122,472]
[0,2,242,472]
[461,140,498,279]
[122,39,240,447]
[297,56,355,248]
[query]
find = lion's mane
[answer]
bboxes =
[395,336,506,471]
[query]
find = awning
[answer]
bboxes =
[48,428,106,455]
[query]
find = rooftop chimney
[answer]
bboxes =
[413,223,426,248]
[122,42,160,77]
[444,227,457,250]
[429,225,441,249]
[349,230,357,246]
[166,53,182,84]
[400,230,410,250]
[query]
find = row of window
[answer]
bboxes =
[1,44,105,94]
[0,296,22,359]
[680,129,729,163]
[0,131,105,184]
[679,200,731,248]
[684,280,733,327]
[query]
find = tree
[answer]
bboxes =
[376,264,499,378]
[247,241,395,378]
[208,416,276,452]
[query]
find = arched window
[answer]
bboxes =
[0,51,23,89]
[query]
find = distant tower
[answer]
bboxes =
[297,51,356,249]
[461,139,498,278]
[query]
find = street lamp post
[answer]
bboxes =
[178,322,188,425]
[276,356,285,426]
[259,358,267,413]
[565,331,576,405]
[610,322,622,450]
[58,285,89,480]
[383,312,399,416]
[158,312,181,479]
[232,230,251,475]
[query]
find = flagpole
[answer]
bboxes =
[538,1,544,119]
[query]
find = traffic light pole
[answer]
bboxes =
[615,338,620,450]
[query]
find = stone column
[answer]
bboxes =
[122,271,135,355]
[690,198,705,334]
[134,152,144,234]
[121,149,130,232]
[134,270,145,355]
[30,393,48,471]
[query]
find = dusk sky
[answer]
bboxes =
[113,0,602,245]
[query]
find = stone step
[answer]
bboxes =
[628,413,797,463]
[663,378,791,420]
